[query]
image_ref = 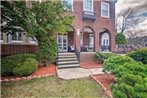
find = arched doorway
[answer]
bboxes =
[100,29,111,52]
[80,26,94,52]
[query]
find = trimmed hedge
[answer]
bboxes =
[110,62,147,98]
[95,52,118,63]
[126,48,147,64]
[103,55,147,98]
[1,54,38,76]
[13,58,38,76]
[103,55,135,73]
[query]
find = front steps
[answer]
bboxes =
[57,52,80,68]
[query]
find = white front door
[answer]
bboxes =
[57,35,68,52]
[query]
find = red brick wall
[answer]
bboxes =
[1,44,39,57]
[80,53,96,63]
[72,0,116,52]
[83,32,89,46]
[68,31,74,46]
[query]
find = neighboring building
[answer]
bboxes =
[128,36,147,49]
[1,0,116,63]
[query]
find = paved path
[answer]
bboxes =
[57,67,104,79]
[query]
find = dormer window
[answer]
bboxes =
[83,0,93,14]
[101,2,110,18]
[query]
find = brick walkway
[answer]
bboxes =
[91,74,115,98]
[80,62,103,69]
[1,64,56,81]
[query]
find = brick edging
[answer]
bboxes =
[1,73,56,83]
[90,75,113,98]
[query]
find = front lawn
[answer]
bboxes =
[1,76,109,98]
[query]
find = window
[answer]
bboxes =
[83,0,93,12]
[29,37,37,44]
[101,2,110,18]
[11,32,22,42]
[0,32,3,42]
[102,33,109,46]
[89,34,94,47]
[62,0,73,11]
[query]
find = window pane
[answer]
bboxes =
[18,32,22,40]
[102,2,109,17]
[84,0,92,12]
[0,32,3,40]
[12,33,17,40]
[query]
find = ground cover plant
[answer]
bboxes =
[1,76,109,98]
[103,55,147,98]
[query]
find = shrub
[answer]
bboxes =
[110,62,147,98]
[115,33,127,45]
[13,58,38,76]
[127,48,147,64]
[103,55,135,73]
[95,52,118,63]
[1,54,38,76]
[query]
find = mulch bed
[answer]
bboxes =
[91,74,115,98]
[1,64,56,82]
[80,62,103,69]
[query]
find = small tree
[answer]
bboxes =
[115,33,127,45]
[1,1,74,65]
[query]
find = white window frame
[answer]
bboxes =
[101,33,109,46]
[10,32,23,43]
[29,37,38,44]
[62,0,73,12]
[83,0,93,12]
[101,2,110,18]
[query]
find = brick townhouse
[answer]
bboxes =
[1,0,117,67]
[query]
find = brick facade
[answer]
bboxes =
[1,0,116,63]
[1,44,39,57]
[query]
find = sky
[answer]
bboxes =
[115,0,147,33]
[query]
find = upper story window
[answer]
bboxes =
[10,31,23,43]
[101,2,110,18]
[83,0,93,13]
[62,0,73,11]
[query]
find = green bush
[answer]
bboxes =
[115,33,127,45]
[1,54,38,76]
[127,48,147,64]
[110,62,147,98]
[95,52,118,63]
[103,55,135,73]
[13,58,38,76]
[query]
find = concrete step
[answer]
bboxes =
[58,52,75,55]
[57,64,80,69]
[57,61,79,65]
[58,55,76,58]
[58,58,77,61]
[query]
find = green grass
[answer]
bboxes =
[1,76,109,98]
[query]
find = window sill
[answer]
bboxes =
[10,41,23,43]
[101,15,110,19]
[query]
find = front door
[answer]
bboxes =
[57,35,68,52]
